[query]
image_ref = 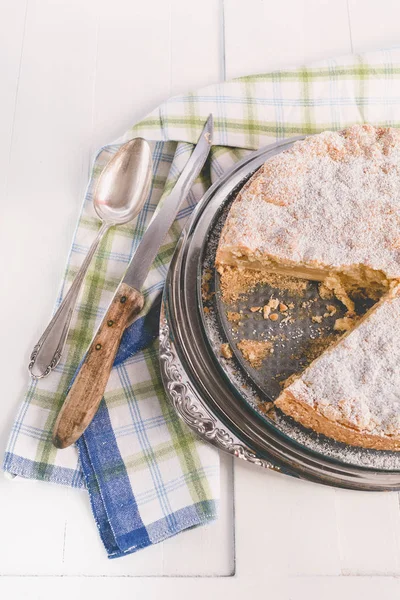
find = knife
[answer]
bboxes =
[52,115,213,449]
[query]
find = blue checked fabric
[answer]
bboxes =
[5,47,400,557]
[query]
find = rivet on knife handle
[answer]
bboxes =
[52,283,144,449]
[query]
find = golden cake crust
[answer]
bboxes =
[275,389,400,451]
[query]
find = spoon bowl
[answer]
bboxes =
[94,138,152,225]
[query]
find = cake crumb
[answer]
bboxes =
[201,270,213,301]
[279,302,288,312]
[237,339,272,369]
[250,306,261,312]
[263,305,271,319]
[319,281,333,300]
[219,266,308,303]
[312,315,323,323]
[321,275,355,313]
[334,316,355,332]
[220,343,233,359]
[269,313,279,321]
[268,297,279,310]
[258,401,275,415]
[227,311,241,323]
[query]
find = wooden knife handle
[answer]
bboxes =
[52,283,144,449]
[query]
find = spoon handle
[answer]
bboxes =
[29,222,110,379]
[52,283,144,448]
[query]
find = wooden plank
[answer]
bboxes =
[91,0,223,151]
[0,478,67,575]
[0,0,27,198]
[234,460,341,576]
[235,457,400,578]
[348,0,400,52]
[0,0,30,462]
[0,0,98,577]
[2,574,400,600]
[170,0,223,95]
[224,0,352,79]
[289,575,400,600]
[0,0,98,343]
[61,486,165,576]
[89,0,171,152]
[334,489,400,574]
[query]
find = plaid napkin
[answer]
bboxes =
[4,47,400,557]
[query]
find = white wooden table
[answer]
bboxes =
[2,1,400,598]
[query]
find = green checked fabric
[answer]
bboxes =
[5,47,400,554]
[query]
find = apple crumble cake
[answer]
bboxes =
[216,124,400,451]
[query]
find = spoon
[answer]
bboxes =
[29,138,153,379]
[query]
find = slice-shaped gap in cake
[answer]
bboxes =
[216,264,381,405]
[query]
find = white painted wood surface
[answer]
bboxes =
[2,0,400,597]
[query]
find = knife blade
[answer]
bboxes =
[52,115,213,449]
[124,115,213,290]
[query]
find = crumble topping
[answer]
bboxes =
[217,125,400,282]
[215,125,400,447]
[227,311,241,323]
[334,316,356,331]
[220,343,233,359]
[237,339,273,369]
[219,265,308,303]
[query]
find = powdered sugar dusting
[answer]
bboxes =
[217,125,400,278]
[287,291,400,438]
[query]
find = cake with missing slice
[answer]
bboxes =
[216,124,400,451]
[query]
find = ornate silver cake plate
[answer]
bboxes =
[159,139,400,491]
